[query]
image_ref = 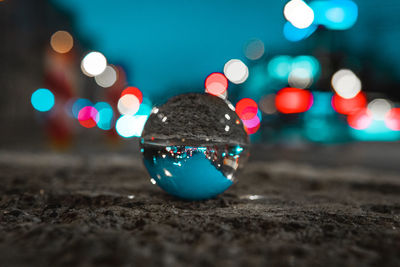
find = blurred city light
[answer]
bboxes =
[368,99,392,120]
[31,88,55,112]
[331,92,366,115]
[284,0,314,29]
[347,108,372,130]
[235,98,258,120]
[268,55,292,80]
[275,87,313,114]
[288,68,313,89]
[118,94,140,115]
[331,69,361,99]
[205,72,228,98]
[259,94,277,115]
[81,51,107,77]
[244,39,265,60]
[94,65,117,88]
[310,0,358,30]
[385,108,400,131]
[121,87,143,103]
[50,30,73,54]
[350,120,400,141]
[116,115,148,138]
[71,98,92,118]
[78,106,98,128]
[283,21,317,42]
[136,97,153,116]
[223,59,249,84]
[292,55,320,77]
[94,102,113,130]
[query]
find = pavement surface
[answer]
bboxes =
[0,145,399,267]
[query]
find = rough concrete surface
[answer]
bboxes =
[0,148,399,267]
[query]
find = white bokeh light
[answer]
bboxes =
[368,99,392,120]
[331,69,362,99]
[118,94,140,115]
[81,51,107,77]
[288,68,313,89]
[223,59,249,84]
[116,115,148,138]
[94,65,117,88]
[284,0,315,29]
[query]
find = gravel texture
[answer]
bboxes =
[0,149,399,267]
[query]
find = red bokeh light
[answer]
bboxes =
[347,108,372,130]
[78,106,98,128]
[385,108,400,131]
[244,123,260,135]
[275,87,313,114]
[242,114,260,129]
[121,87,143,104]
[205,72,228,96]
[332,92,367,115]
[236,98,258,120]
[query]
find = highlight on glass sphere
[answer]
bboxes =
[140,93,250,200]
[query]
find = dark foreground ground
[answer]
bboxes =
[0,145,399,267]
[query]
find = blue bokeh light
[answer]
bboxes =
[268,55,292,80]
[310,0,358,30]
[94,102,114,130]
[72,98,93,118]
[283,21,317,42]
[31,88,55,112]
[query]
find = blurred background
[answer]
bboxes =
[1,0,400,165]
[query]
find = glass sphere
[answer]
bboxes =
[140,93,250,200]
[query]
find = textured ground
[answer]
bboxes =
[0,147,399,267]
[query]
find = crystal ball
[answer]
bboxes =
[140,93,250,200]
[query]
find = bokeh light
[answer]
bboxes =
[81,51,107,77]
[331,69,361,99]
[268,55,292,80]
[283,21,317,42]
[31,88,55,112]
[275,87,313,114]
[235,98,258,120]
[94,102,113,130]
[118,94,140,115]
[331,92,367,115]
[291,55,320,77]
[288,68,313,89]
[368,99,392,120]
[78,106,98,128]
[347,108,372,130]
[94,65,117,88]
[385,108,400,131]
[72,98,92,118]
[205,72,228,97]
[244,39,265,60]
[223,59,249,84]
[50,30,73,54]
[310,0,358,30]
[121,87,143,104]
[136,97,153,116]
[116,115,148,138]
[284,0,314,29]
[259,94,277,115]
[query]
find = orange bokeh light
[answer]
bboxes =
[50,31,73,54]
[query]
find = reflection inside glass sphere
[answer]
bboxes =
[141,140,248,200]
